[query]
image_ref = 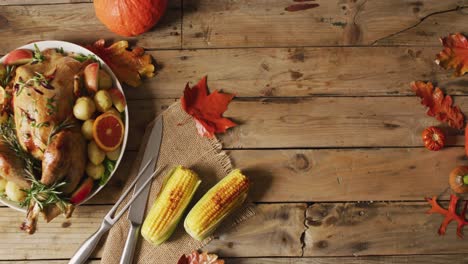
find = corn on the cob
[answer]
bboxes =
[184,169,249,241]
[141,166,201,245]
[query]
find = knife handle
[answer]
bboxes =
[120,222,141,264]
[69,221,111,264]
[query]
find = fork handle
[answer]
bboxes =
[69,221,111,264]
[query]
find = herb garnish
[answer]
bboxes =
[1,65,16,87]
[47,118,75,145]
[55,47,65,54]
[0,117,41,176]
[14,72,55,96]
[99,158,117,186]
[31,44,45,64]
[46,96,57,115]
[30,121,50,128]
[20,173,69,211]
[73,53,98,63]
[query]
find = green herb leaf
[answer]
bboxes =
[73,53,98,63]
[1,65,15,87]
[47,118,75,145]
[31,44,45,64]
[99,158,116,186]
[0,116,41,177]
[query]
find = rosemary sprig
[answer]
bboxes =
[73,53,98,63]
[14,71,55,96]
[0,117,41,174]
[31,44,44,64]
[20,169,69,211]
[0,117,70,210]
[55,47,65,54]
[1,65,16,87]
[47,118,75,145]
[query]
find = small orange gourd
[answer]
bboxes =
[94,0,168,37]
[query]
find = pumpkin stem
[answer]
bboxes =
[463,175,468,185]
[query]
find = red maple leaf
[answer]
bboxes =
[426,195,468,238]
[411,81,465,129]
[181,76,237,138]
[436,33,468,77]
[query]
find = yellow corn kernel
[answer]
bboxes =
[141,166,201,245]
[184,169,249,241]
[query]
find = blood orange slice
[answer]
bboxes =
[93,113,124,152]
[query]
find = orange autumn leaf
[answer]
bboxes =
[436,33,468,76]
[177,251,225,264]
[181,76,237,138]
[85,39,155,87]
[426,195,468,238]
[411,81,464,129]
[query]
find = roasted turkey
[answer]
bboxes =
[1,49,88,233]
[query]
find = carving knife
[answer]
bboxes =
[120,116,164,264]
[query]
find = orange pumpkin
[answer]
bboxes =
[94,0,168,37]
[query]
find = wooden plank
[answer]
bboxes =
[373,9,468,46]
[304,202,468,256]
[225,255,468,264]
[0,1,181,54]
[0,261,99,264]
[205,203,306,257]
[92,147,463,204]
[130,47,468,100]
[182,0,464,48]
[0,205,107,260]
[0,203,305,260]
[125,97,466,150]
[1,256,468,264]
[229,148,464,202]
[0,0,90,5]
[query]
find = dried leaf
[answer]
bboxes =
[436,33,468,76]
[426,195,468,238]
[177,251,225,264]
[85,39,155,87]
[411,81,464,129]
[181,76,237,138]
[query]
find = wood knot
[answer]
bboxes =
[0,15,8,28]
[289,70,304,80]
[315,240,329,249]
[288,48,305,63]
[306,217,322,226]
[294,153,310,171]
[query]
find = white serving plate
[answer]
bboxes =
[0,40,129,212]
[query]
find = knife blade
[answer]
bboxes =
[120,116,164,264]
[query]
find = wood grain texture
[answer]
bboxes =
[0,1,181,54]
[93,147,463,204]
[1,202,466,260]
[205,203,306,257]
[230,148,464,202]
[225,255,468,264]
[183,0,465,48]
[0,206,106,260]
[128,47,468,100]
[1,256,468,264]
[0,0,90,5]
[304,202,468,256]
[0,204,306,260]
[124,97,465,150]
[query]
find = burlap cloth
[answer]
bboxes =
[100,102,254,264]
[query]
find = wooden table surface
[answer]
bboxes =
[1,0,468,263]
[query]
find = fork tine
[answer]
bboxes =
[111,166,165,222]
[105,157,156,219]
